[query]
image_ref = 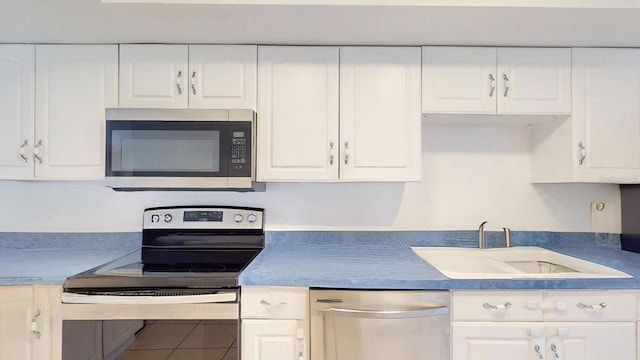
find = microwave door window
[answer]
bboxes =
[111,130,223,176]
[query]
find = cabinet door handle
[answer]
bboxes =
[577,302,606,310]
[344,141,350,165]
[31,309,41,339]
[550,344,560,359]
[176,70,183,95]
[33,140,43,164]
[19,140,29,163]
[578,142,586,165]
[534,344,544,360]
[483,301,512,310]
[503,74,510,97]
[329,142,335,165]
[191,71,197,95]
[260,299,287,307]
[488,73,496,97]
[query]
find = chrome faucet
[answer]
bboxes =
[478,221,488,248]
[503,227,511,248]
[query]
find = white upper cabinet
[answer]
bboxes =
[119,44,187,108]
[257,46,421,182]
[0,45,35,180]
[119,44,257,110]
[35,45,118,180]
[257,46,340,181]
[189,45,257,109]
[422,47,571,115]
[340,47,421,181]
[532,48,640,183]
[573,48,640,182]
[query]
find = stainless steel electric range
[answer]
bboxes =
[61,206,264,360]
[63,205,264,303]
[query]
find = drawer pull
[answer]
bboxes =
[483,301,512,310]
[260,299,287,307]
[576,302,606,310]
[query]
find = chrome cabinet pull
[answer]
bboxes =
[483,301,512,310]
[503,74,510,97]
[31,309,41,339]
[176,70,183,95]
[329,142,335,165]
[319,305,448,319]
[534,344,544,360]
[191,71,197,95]
[19,140,28,163]
[578,142,586,165]
[577,302,606,310]
[33,140,43,164]
[260,299,287,306]
[488,74,496,97]
[344,141,350,165]
[550,344,560,359]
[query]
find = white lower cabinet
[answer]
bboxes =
[452,290,637,360]
[241,286,309,360]
[0,285,59,360]
[453,322,635,360]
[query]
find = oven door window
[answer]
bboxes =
[106,121,229,177]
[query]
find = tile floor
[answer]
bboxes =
[116,320,238,360]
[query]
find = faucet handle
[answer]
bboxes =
[503,227,511,247]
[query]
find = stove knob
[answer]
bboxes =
[233,214,244,223]
[247,214,257,223]
[164,214,173,223]
[151,214,160,223]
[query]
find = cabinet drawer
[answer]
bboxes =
[452,290,544,321]
[545,290,636,321]
[241,287,308,319]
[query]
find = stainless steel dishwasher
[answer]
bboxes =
[310,290,450,360]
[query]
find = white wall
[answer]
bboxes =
[0,124,620,233]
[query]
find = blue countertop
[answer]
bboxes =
[2,231,640,290]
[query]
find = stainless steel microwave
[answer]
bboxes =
[104,108,257,191]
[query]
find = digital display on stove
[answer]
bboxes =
[183,211,223,222]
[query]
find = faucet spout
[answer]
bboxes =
[478,221,488,248]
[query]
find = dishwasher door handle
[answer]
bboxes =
[318,305,448,319]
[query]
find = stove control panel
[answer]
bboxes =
[144,206,263,229]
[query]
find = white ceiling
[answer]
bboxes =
[2,0,640,47]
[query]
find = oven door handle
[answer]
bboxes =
[61,291,237,305]
[318,305,448,319]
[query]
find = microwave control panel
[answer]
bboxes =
[229,121,252,177]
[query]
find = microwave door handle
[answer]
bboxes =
[318,305,448,319]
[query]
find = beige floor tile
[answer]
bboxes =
[129,322,198,350]
[178,323,237,349]
[167,348,228,360]
[116,349,172,360]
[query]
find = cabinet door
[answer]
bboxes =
[35,45,118,180]
[572,48,640,183]
[257,46,339,181]
[189,45,257,110]
[546,322,635,360]
[119,44,188,108]
[0,286,34,360]
[452,322,545,360]
[422,46,497,114]
[340,47,421,181]
[241,319,304,360]
[0,45,35,180]
[497,48,571,115]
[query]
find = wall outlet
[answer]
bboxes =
[589,201,609,233]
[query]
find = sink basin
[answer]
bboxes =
[411,246,632,279]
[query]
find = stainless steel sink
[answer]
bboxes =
[411,246,632,279]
